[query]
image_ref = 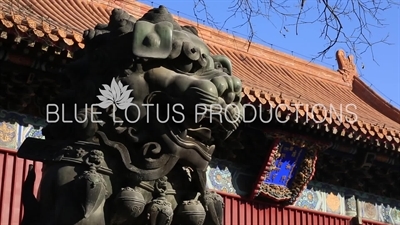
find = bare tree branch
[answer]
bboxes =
[192,0,399,62]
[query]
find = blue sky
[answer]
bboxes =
[139,0,400,109]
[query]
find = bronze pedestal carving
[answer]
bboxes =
[17,6,243,225]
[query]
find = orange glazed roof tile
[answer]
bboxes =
[0,0,399,151]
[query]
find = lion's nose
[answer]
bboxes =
[210,75,242,104]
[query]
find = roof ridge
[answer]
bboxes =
[193,25,352,87]
[353,77,400,124]
[209,43,353,89]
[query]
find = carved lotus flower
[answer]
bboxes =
[97,78,134,110]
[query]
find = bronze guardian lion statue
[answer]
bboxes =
[18,6,243,225]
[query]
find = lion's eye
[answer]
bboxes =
[215,63,223,69]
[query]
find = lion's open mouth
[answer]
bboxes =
[168,108,241,162]
[169,122,215,161]
[182,127,212,147]
[146,89,243,162]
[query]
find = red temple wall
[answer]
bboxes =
[0,148,42,225]
[1,148,390,225]
[221,192,391,225]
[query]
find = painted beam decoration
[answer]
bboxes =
[252,132,329,204]
[0,109,47,128]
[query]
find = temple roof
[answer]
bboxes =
[0,0,399,151]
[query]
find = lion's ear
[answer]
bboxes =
[132,20,173,59]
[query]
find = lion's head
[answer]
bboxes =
[46,6,243,181]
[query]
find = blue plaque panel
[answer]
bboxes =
[264,141,306,188]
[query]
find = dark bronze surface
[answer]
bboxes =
[17,6,244,225]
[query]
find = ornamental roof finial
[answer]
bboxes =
[336,49,358,83]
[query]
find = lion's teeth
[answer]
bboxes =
[180,130,187,138]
